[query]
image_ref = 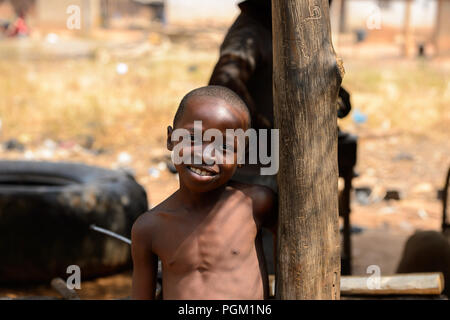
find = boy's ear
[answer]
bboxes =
[167,126,174,151]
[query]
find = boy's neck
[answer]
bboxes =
[177,182,227,211]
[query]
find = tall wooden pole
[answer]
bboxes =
[272,0,342,300]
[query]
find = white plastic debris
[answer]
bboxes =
[116,63,129,75]
[148,168,160,178]
[417,209,428,220]
[24,150,34,160]
[117,152,132,165]
[46,33,59,44]
[38,148,54,159]
[43,139,57,151]
[157,161,167,171]
[379,206,396,215]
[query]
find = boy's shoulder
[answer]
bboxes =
[228,180,274,197]
[131,193,179,240]
[227,180,276,214]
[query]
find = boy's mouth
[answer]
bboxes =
[186,165,218,177]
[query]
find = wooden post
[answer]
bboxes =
[272,0,342,299]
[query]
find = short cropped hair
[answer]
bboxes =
[173,85,251,128]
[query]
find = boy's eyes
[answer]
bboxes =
[188,136,234,152]
[219,144,234,152]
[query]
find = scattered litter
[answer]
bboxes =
[157,161,167,171]
[384,190,401,201]
[80,135,95,150]
[116,63,129,75]
[369,185,385,203]
[351,225,366,234]
[340,225,365,234]
[393,152,414,162]
[90,148,108,156]
[24,150,34,159]
[3,138,25,152]
[412,183,433,194]
[352,109,368,124]
[354,187,371,205]
[355,29,367,43]
[417,209,428,220]
[37,148,54,159]
[43,139,57,151]
[379,206,396,215]
[148,167,161,178]
[188,65,198,72]
[117,152,132,165]
[59,140,77,149]
[45,33,59,44]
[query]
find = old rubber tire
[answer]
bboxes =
[0,160,148,284]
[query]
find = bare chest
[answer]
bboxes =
[154,201,258,274]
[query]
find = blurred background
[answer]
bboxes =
[0,0,449,299]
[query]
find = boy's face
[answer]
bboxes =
[167,95,249,193]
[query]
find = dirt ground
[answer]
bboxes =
[0,27,449,299]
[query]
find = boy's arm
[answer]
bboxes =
[251,185,278,234]
[131,216,158,300]
[250,185,278,275]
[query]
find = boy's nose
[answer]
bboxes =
[193,144,216,165]
[202,148,216,165]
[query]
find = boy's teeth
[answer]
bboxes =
[189,166,212,176]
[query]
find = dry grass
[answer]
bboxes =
[1,45,448,154]
[339,59,450,136]
[0,44,217,150]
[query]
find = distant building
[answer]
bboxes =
[165,0,239,26]
[35,0,101,29]
[0,0,239,30]
[332,0,450,55]
[337,0,437,30]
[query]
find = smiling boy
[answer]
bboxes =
[131,85,277,300]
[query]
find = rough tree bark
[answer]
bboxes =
[272,0,342,300]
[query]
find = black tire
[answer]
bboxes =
[0,160,148,284]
